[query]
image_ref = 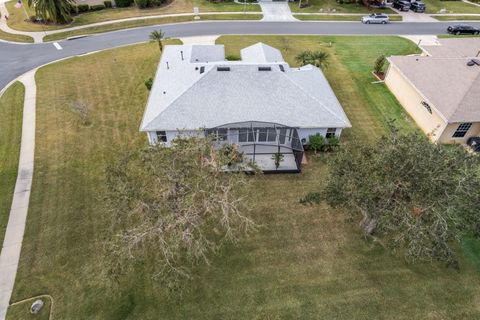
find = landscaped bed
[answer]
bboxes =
[7,36,480,319]
[5,0,261,32]
[0,82,24,247]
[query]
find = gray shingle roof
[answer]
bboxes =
[240,42,285,63]
[140,43,351,131]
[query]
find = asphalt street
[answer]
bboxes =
[1,21,480,91]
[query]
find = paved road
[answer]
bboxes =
[1,21,480,91]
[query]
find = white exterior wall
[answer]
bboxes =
[146,130,202,146]
[147,127,345,146]
[298,128,342,144]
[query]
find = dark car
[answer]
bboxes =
[467,137,480,152]
[410,1,426,12]
[447,24,480,35]
[393,0,410,11]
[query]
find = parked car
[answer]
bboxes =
[447,24,480,35]
[361,13,390,24]
[393,0,410,11]
[410,1,426,12]
[467,137,480,152]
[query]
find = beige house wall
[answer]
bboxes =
[384,64,448,143]
[439,122,480,144]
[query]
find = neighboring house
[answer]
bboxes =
[140,43,351,172]
[385,38,480,144]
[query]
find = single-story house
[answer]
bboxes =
[385,38,480,144]
[140,43,351,172]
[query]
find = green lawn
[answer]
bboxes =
[0,82,24,248]
[294,14,402,21]
[7,37,480,319]
[43,14,262,42]
[424,0,480,14]
[434,15,480,20]
[289,0,395,13]
[0,30,34,43]
[5,0,260,32]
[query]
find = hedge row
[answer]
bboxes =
[75,1,112,13]
[74,0,167,12]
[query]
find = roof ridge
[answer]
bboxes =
[142,66,215,130]
[281,66,350,126]
[449,71,480,122]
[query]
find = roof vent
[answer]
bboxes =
[467,59,480,67]
[258,67,272,71]
[200,66,205,74]
[217,67,231,72]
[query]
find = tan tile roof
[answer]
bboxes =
[422,38,480,58]
[389,38,480,123]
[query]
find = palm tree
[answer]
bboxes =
[295,50,313,66]
[28,0,76,24]
[295,50,330,69]
[149,30,165,53]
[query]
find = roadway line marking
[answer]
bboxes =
[53,42,62,50]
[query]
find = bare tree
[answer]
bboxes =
[104,136,254,288]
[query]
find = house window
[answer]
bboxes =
[421,101,432,114]
[279,128,287,144]
[267,128,277,142]
[156,131,167,142]
[216,129,228,141]
[326,128,336,139]
[452,123,472,138]
[239,128,254,142]
[257,128,268,142]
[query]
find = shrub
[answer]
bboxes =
[104,0,113,7]
[77,4,90,12]
[308,133,326,153]
[115,0,133,7]
[90,4,106,10]
[325,136,340,152]
[144,78,153,91]
[225,54,241,61]
[135,0,148,8]
[149,0,166,6]
[373,54,387,74]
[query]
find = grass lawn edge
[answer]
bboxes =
[0,81,25,248]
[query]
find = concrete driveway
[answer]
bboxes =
[260,2,297,21]
[390,7,438,22]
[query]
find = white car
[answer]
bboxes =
[361,13,390,24]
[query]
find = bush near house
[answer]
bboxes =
[76,4,90,12]
[115,0,133,7]
[89,4,106,10]
[104,0,112,7]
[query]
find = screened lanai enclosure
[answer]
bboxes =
[206,121,304,173]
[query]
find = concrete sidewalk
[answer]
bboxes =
[0,2,44,43]
[0,69,37,320]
